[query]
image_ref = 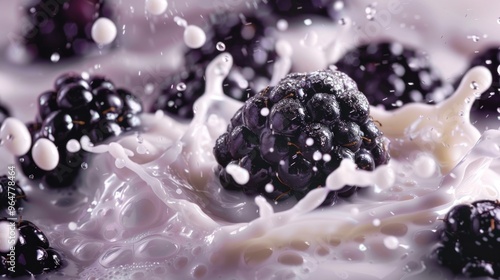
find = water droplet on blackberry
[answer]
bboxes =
[216,42,226,51]
[176,82,187,91]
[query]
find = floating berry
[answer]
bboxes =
[213,69,390,204]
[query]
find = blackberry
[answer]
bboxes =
[151,65,257,119]
[431,200,500,278]
[0,176,26,214]
[259,0,346,20]
[19,72,143,188]
[0,218,63,277]
[213,69,390,204]
[153,12,278,119]
[20,0,113,61]
[457,47,500,122]
[334,42,452,110]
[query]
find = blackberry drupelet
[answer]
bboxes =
[0,176,26,214]
[431,200,500,278]
[213,69,390,204]
[19,72,143,188]
[0,218,63,277]
[334,42,452,110]
[259,0,346,20]
[457,47,500,122]
[20,0,113,61]
[153,12,278,119]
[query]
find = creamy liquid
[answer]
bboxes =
[0,1,500,280]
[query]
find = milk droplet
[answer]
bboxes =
[226,163,250,185]
[91,17,117,45]
[277,19,288,31]
[183,25,206,49]
[50,53,60,62]
[68,222,77,231]
[265,183,274,193]
[470,81,479,90]
[216,42,226,51]
[413,153,436,178]
[365,4,376,20]
[32,138,59,171]
[0,118,32,156]
[66,139,81,153]
[145,0,168,15]
[174,16,187,27]
[260,108,270,117]
[383,236,399,250]
[176,82,186,91]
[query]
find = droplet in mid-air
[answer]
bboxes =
[216,42,226,51]
[50,53,60,62]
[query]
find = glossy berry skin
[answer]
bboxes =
[21,0,113,61]
[214,70,390,204]
[334,42,452,110]
[0,218,64,277]
[18,72,143,188]
[432,200,500,278]
[0,176,26,213]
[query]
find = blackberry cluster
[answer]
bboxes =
[0,176,26,214]
[0,103,9,126]
[334,42,452,110]
[153,12,277,119]
[259,0,346,20]
[0,218,63,277]
[21,0,113,61]
[213,69,390,204]
[432,200,500,278]
[457,47,500,122]
[18,72,143,188]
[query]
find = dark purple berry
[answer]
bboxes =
[334,42,452,110]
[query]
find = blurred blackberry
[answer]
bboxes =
[0,218,64,277]
[0,176,26,214]
[20,0,113,61]
[214,69,390,204]
[185,12,277,79]
[431,200,500,278]
[151,65,256,119]
[457,47,500,123]
[18,72,143,188]
[259,0,346,20]
[334,42,452,110]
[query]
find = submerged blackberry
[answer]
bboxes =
[214,69,390,204]
[19,72,143,188]
[0,218,63,277]
[431,200,500,278]
[458,47,500,122]
[20,0,113,61]
[334,42,452,110]
[259,0,346,20]
[0,176,26,214]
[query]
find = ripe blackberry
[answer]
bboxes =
[151,65,256,119]
[0,176,26,214]
[457,47,500,122]
[431,200,500,278]
[0,218,63,277]
[19,72,143,188]
[213,69,390,204]
[334,42,452,110]
[20,0,113,61]
[259,0,346,20]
